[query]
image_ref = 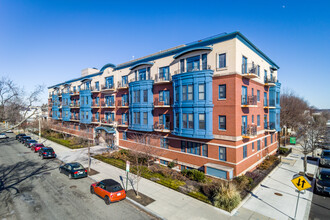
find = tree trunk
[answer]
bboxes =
[88,144,91,173]
[303,155,307,175]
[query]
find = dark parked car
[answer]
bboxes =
[320,150,330,168]
[59,162,88,179]
[20,136,31,144]
[25,140,38,148]
[39,147,56,159]
[16,133,26,140]
[90,179,126,205]
[315,168,330,195]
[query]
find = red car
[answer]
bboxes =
[31,143,45,152]
[90,179,126,205]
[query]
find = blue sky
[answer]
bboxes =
[0,0,329,108]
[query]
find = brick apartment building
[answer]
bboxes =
[48,31,281,180]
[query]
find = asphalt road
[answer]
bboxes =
[0,133,154,220]
[309,169,330,220]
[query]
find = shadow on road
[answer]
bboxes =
[0,161,58,195]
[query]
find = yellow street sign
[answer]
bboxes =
[291,175,312,191]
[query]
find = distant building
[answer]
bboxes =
[48,31,281,179]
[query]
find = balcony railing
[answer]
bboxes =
[129,76,154,83]
[154,74,171,83]
[241,95,257,106]
[70,103,80,108]
[92,117,100,123]
[117,81,128,89]
[101,84,115,91]
[101,119,115,124]
[264,122,276,131]
[154,122,171,131]
[92,102,101,108]
[70,90,79,95]
[117,100,129,107]
[264,76,277,85]
[101,101,115,108]
[70,116,80,121]
[154,97,171,107]
[242,125,257,138]
[242,63,259,78]
[174,65,211,75]
[117,120,128,126]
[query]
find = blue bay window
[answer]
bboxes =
[187,55,200,72]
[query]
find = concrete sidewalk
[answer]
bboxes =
[30,133,310,220]
[239,145,319,220]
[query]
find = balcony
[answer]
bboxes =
[70,116,80,122]
[263,100,276,109]
[117,120,128,127]
[129,76,154,83]
[264,77,277,86]
[241,95,257,107]
[117,81,128,89]
[154,98,171,108]
[154,122,171,132]
[70,90,80,96]
[154,74,171,84]
[101,101,115,108]
[264,122,276,132]
[101,119,115,125]
[91,118,101,124]
[174,65,211,75]
[91,86,101,93]
[92,102,101,108]
[117,100,129,108]
[70,103,80,108]
[242,125,257,138]
[101,84,115,93]
[242,63,259,79]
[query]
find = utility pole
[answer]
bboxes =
[38,116,41,142]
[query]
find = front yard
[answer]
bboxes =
[94,149,280,212]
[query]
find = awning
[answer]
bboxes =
[173,46,213,59]
[94,126,116,134]
[204,163,233,172]
[129,62,153,70]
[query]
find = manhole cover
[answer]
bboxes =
[70,185,77,189]
[274,192,283,196]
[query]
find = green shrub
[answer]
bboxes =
[213,182,241,212]
[168,161,175,169]
[181,169,205,182]
[279,147,289,155]
[156,178,185,190]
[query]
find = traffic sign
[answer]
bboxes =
[291,175,311,191]
[126,161,130,172]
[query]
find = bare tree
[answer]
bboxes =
[298,126,312,175]
[309,113,327,157]
[79,123,93,173]
[129,132,164,198]
[0,77,44,132]
[280,89,309,131]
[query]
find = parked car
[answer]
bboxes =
[20,136,32,144]
[38,147,56,159]
[6,130,13,133]
[315,168,330,195]
[25,140,38,148]
[59,162,88,179]
[16,133,26,140]
[90,179,126,205]
[320,150,330,168]
[0,133,8,139]
[31,143,45,152]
